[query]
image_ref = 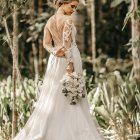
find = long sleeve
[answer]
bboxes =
[43,23,57,55]
[62,19,73,48]
[63,19,74,64]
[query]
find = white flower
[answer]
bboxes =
[60,72,86,105]
[73,72,78,76]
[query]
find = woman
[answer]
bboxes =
[12,0,104,139]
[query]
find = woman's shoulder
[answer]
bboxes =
[46,15,55,23]
[45,14,73,28]
[47,14,72,21]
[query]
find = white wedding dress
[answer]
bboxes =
[12,13,104,140]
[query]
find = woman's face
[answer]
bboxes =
[63,1,79,15]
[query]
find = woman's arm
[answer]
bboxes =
[62,19,73,49]
[43,24,56,55]
[62,18,74,73]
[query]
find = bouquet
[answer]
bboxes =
[60,72,86,105]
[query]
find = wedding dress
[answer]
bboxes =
[12,13,104,140]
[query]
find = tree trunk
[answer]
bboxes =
[72,5,86,53]
[98,0,103,21]
[32,42,39,79]
[38,0,44,75]
[30,0,39,79]
[2,2,27,138]
[131,0,140,84]
[12,4,19,138]
[91,0,96,71]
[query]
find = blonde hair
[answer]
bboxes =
[54,0,79,8]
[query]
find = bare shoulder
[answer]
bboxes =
[45,14,73,29]
[47,14,72,22]
[46,15,55,24]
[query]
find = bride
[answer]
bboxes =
[12,0,104,139]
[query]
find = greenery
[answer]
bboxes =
[0,0,140,139]
[0,70,140,140]
[88,71,140,139]
[0,76,42,140]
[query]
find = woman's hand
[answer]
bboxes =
[55,47,67,57]
[66,62,74,74]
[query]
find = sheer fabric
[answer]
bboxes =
[62,19,74,63]
[12,14,104,140]
[43,14,74,64]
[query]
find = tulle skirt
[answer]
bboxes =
[12,45,104,140]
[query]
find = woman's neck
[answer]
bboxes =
[56,7,65,15]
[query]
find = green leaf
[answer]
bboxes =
[94,105,110,121]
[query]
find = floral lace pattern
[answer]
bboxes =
[62,19,74,65]
[63,19,73,45]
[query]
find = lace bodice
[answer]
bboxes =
[43,14,77,64]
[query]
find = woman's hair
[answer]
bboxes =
[54,0,79,8]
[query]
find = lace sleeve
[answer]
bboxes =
[43,23,57,55]
[63,19,73,48]
[63,19,74,64]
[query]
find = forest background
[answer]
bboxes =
[0,0,140,140]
